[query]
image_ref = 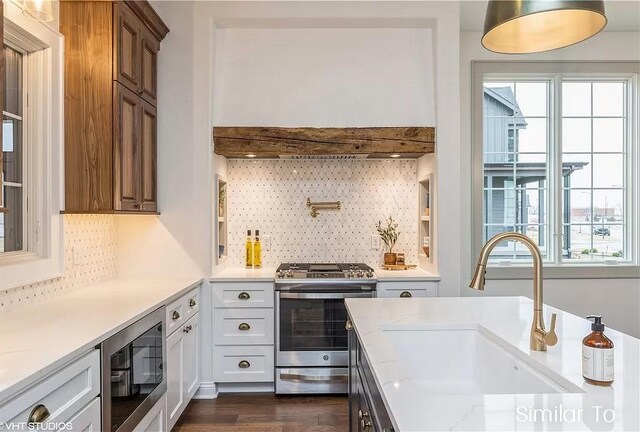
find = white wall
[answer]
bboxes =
[215,27,435,127]
[459,31,640,337]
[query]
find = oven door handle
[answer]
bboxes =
[279,292,373,299]
[279,373,348,383]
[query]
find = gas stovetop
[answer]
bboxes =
[275,263,375,281]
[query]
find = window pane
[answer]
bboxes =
[562,118,591,153]
[563,225,594,260]
[593,82,624,117]
[564,190,592,224]
[563,82,591,116]
[593,118,623,153]
[591,225,625,260]
[3,117,22,183]
[562,154,591,188]
[483,80,550,261]
[517,118,547,153]
[593,189,624,224]
[3,46,22,116]
[1,186,23,252]
[515,82,547,117]
[592,154,624,188]
[1,46,24,254]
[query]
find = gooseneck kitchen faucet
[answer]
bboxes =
[470,232,558,351]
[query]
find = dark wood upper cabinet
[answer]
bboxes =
[61,0,168,214]
[140,29,159,106]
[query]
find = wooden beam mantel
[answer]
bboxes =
[213,127,435,159]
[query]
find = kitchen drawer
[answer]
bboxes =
[214,346,274,383]
[0,350,100,426]
[66,397,100,431]
[213,282,274,308]
[214,308,274,346]
[377,281,438,298]
[166,286,200,336]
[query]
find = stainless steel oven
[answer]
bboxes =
[275,273,375,394]
[101,307,166,432]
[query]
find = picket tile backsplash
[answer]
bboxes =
[0,214,117,312]
[227,159,418,267]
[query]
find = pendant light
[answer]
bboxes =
[482,0,607,54]
[23,0,54,23]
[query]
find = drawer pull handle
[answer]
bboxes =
[400,291,412,298]
[172,310,181,321]
[28,405,50,423]
[238,360,251,369]
[238,292,250,300]
[238,322,251,331]
[189,298,197,307]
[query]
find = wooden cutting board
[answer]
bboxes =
[380,264,418,271]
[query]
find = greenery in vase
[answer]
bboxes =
[376,217,400,253]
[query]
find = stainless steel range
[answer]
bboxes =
[275,263,376,394]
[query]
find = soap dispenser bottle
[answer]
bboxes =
[582,315,614,386]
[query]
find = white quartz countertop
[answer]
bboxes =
[210,267,439,282]
[210,267,278,282]
[375,267,440,281]
[345,296,639,431]
[0,277,203,403]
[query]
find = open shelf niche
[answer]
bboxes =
[216,175,228,263]
[418,174,433,262]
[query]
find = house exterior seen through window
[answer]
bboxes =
[1,45,25,253]
[482,77,632,264]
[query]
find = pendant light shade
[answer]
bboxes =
[22,0,54,23]
[482,0,607,54]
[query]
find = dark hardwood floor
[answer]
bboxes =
[172,393,349,432]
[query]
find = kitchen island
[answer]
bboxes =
[346,296,639,431]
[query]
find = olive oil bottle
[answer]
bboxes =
[245,230,253,268]
[253,230,262,268]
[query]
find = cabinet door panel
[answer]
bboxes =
[114,83,141,211]
[140,100,157,212]
[114,3,140,92]
[140,31,159,106]
[166,328,185,431]
[183,315,200,400]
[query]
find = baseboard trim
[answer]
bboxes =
[217,382,275,393]
[193,382,218,399]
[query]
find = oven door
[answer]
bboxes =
[101,307,166,432]
[276,290,373,367]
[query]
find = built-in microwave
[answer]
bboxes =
[101,307,166,432]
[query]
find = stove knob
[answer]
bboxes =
[286,271,294,278]
[366,271,373,278]
[277,270,284,278]
[356,270,364,278]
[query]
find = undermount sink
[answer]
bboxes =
[382,324,583,396]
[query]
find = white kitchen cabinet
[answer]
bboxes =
[377,281,438,298]
[0,350,100,427]
[133,394,166,432]
[166,309,199,430]
[214,307,274,346]
[184,316,200,400]
[65,397,100,431]
[212,281,276,389]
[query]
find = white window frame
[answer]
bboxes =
[0,0,64,290]
[472,61,640,279]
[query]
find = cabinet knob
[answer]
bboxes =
[238,292,250,300]
[238,360,250,369]
[238,322,251,331]
[28,405,50,424]
[345,319,353,331]
[189,298,197,307]
[361,419,373,430]
[399,291,412,298]
[172,310,180,321]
